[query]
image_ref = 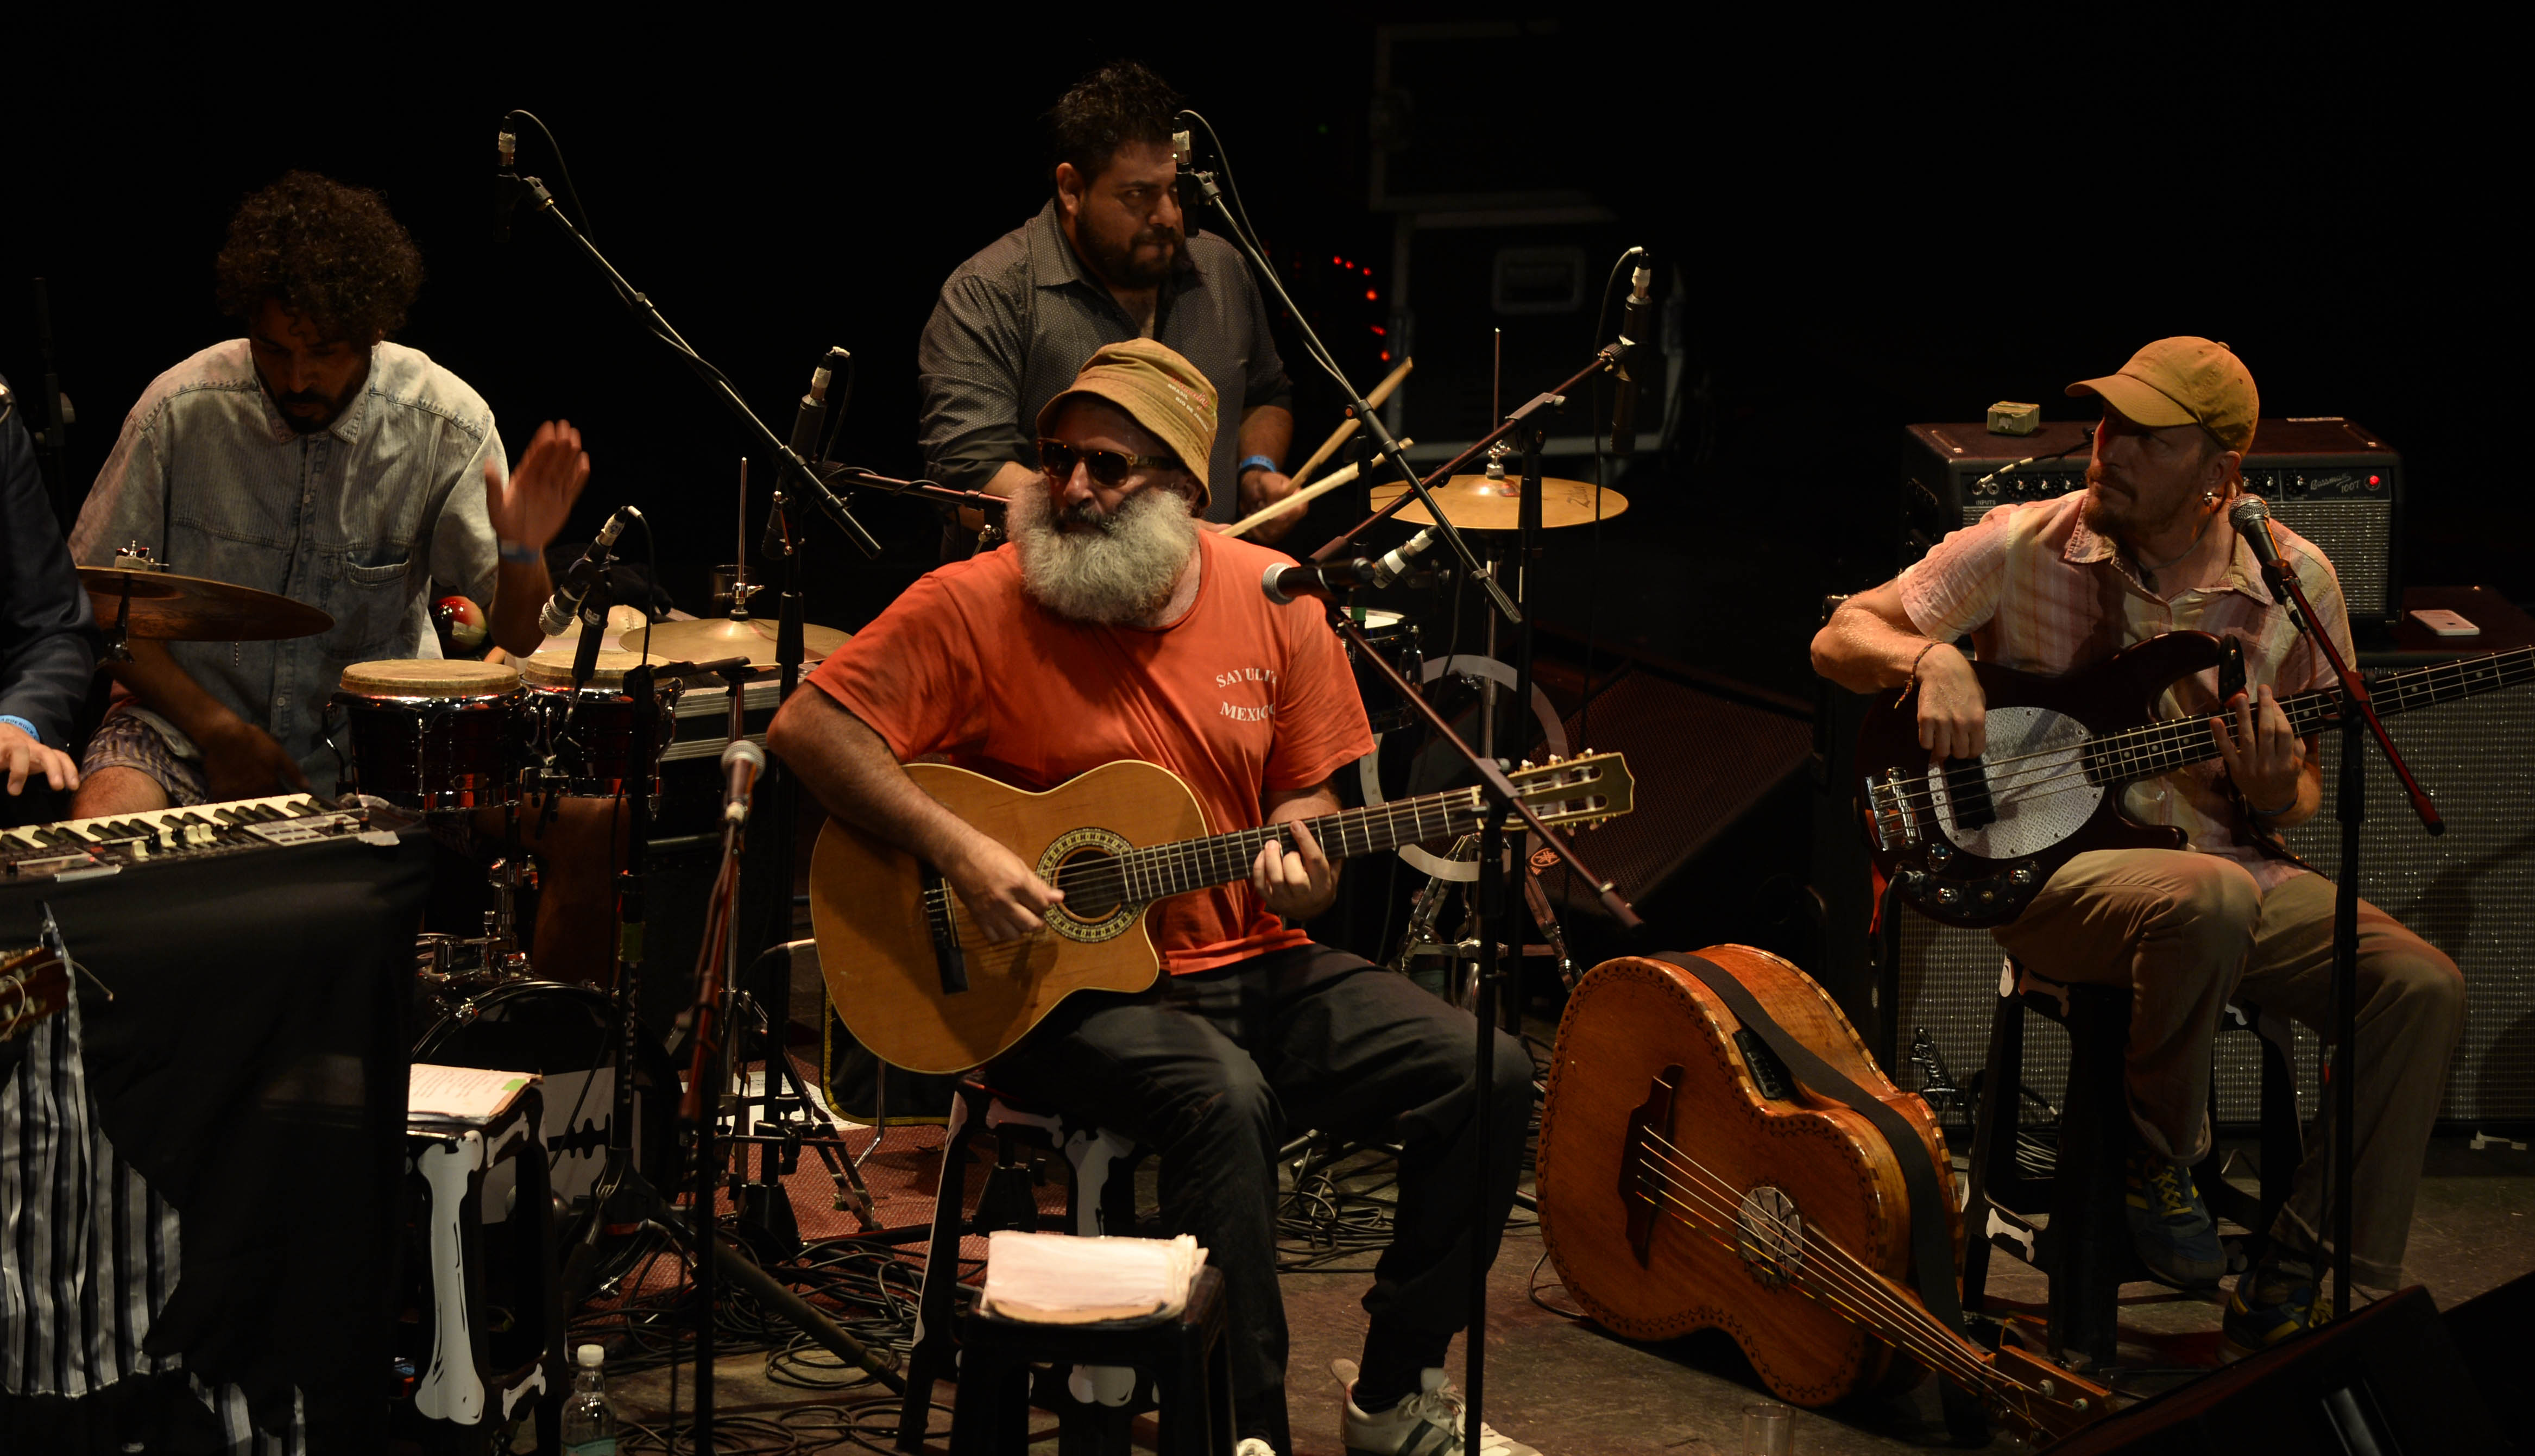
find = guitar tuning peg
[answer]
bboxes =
[1519,758,1534,770]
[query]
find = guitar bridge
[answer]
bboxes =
[922,867,969,995]
[1865,769,1923,849]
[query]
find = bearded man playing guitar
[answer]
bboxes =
[767,339,1540,1456]
[1813,338,2463,1357]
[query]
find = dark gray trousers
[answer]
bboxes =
[984,942,1535,1446]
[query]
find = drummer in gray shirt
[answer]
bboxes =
[920,60,1300,553]
[68,172,588,815]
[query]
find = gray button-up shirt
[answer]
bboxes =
[68,339,503,792]
[917,200,1291,525]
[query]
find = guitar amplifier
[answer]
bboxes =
[1888,588,2535,1132]
[1901,418,2405,625]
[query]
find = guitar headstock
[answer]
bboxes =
[0,945,70,1042]
[1988,1343,2116,1442]
[1506,752,1634,829]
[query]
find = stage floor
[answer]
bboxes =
[584,1123,2534,1455]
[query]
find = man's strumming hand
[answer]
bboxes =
[946,832,1064,943]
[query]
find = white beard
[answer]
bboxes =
[1008,478,1199,626]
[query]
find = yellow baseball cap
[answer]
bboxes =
[1036,338,1220,510]
[2065,337,2259,455]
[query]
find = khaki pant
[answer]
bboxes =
[1993,849,2464,1289]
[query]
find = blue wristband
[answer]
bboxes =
[497,539,541,566]
[1238,454,1279,478]
[0,715,38,743]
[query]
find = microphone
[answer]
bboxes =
[1262,558,1379,604]
[495,128,523,244]
[721,738,765,824]
[2228,496,2286,572]
[1610,248,1653,456]
[786,347,852,464]
[2229,496,2308,633]
[538,505,643,636]
[1369,526,1438,589]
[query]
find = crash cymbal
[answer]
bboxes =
[1366,474,1628,532]
[80,566,333,641]
[616,615,849,668]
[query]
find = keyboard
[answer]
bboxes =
[2,794,399,880]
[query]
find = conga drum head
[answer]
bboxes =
[338,658,521,698]
[519,647,651,691]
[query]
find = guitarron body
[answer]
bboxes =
[809,759,1205,1075]
[1536,947,1956,1406]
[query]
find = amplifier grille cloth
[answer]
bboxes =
[1895,680,2534,1127]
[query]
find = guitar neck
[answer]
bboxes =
[1117,786,1491,902]
[2086,644,2535,788]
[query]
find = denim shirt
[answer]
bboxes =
[67,339,505,792]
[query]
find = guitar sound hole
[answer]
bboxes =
[1056,847,1124,922]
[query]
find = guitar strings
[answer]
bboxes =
[1626,1136,2028,1397]
[1866,657,2535,827]
[1871,652,2535,825]
[1629,1126,2025,1391]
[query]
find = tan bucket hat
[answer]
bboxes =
[1035,338,1220,510]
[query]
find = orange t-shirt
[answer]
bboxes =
[805,528,1376,974]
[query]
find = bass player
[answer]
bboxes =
[1812,337,2463,1356]
[767,339,1540,1456]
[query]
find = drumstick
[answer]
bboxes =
[1221,439,1412,539]
[1287,357,1416,489]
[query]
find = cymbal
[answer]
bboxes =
[80,566,333,642]
[1367,474,1628,532]
[615,615,850,668]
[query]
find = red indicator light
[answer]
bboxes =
[1370,324,1385,336]
[1361,266,1372,276]
[1332,256,1344,267]
[2369,474,2381,486]
[1379,351,1391,361]
[1364,289,1377,301]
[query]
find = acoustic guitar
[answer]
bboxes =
[1855,632,2535,927]
[809,754,1632,1074]
[1536,947,2110,1445]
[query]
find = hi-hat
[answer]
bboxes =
[616,615,849,669]
[80,566,333,641]
[1367,474,1628,532]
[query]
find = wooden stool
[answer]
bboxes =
[896,1077,1143,1451]
[1959,957,2303,1369]
[949,1264,1234,1456]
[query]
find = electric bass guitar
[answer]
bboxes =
[808,754,1634,1073]
[1537,947,2112,1445]
[1856,632,2535,928]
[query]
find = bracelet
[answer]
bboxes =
[2248,791,2299,818]
[1896,641,1942,704]
[0,715,37,743]
[1237,454,1279,478]
[496,539,541,566]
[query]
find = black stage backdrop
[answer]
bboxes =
[2,23,2518,709]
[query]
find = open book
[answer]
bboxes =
[977,1231,1208,1324]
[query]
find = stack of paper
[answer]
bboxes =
[978,1232,1208,1323]
[409,1063,536,1127]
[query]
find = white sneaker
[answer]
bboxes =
[1234,1441,1280,1456]
[1333,1360,1543,1456]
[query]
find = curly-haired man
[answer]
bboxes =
[918,59,1300,553]
[67,171,587,814]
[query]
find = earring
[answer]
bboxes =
[2203,490,2219,504]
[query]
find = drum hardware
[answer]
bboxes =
[1384,833,1574,1009]
[81,553,333,661]
[708,563,766,619]
[1342,608,1424,734]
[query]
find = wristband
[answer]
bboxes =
[1238,454,1279,478]
[2249,790,2299,818]
[496,539,541,566]
[0,715,36,743]
[1896,642,1942,705]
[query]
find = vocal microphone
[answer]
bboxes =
[538,505,644,636]
[2228,496,2307,632]
[1262,558,1379,604]
[495,128,523,244]
[722,738,765,824]
[1610,248,1654,456]
[787,347,852,463]
[1369,526,1439,590]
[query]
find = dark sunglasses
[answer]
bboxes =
[1037,438,1179,488]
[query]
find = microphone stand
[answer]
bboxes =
[2254,546,2441,1319]
[1330,591,1641,1439]
[505,172,884,562]
[1175,157,1519,625]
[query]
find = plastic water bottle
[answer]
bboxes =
[561,1343,617,1455]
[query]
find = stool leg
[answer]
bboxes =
[1961,988,2028,1315]
[2050,990,2129,1368]
[947,1350,1018,1456]
[903,1093,985,1451]
[2256,1011,2304,1247]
